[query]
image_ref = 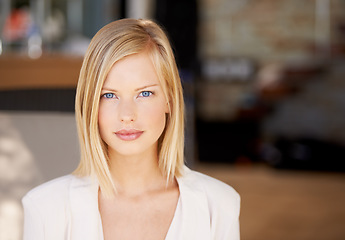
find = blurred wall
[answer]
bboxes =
[0,112,79,239]
[199,0,345,62]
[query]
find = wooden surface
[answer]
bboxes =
[196,163,345,240]
[0,55,83,90]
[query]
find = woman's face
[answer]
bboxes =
[98,51,169,159]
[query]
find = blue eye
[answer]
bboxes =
[139,91,153,97]
[103,93,116,99]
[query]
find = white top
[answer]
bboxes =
[22,166,240,239]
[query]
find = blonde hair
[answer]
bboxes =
[73,18,185,197]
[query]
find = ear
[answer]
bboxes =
[165,101,171,114]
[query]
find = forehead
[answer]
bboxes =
[103,51,161,88]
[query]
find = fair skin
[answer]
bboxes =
[98,50,179,240]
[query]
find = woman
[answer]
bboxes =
[22,18,240,240]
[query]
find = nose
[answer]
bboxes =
[118,99,136,123]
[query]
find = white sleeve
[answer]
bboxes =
[22,195,44,240]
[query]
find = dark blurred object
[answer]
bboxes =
[0,89,75,112]
[155,1,198,167]
[261,138,345,172]
[196,119,260,163]
[155,0,198,70]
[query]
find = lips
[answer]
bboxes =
[115,129,144,141]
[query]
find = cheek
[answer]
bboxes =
[98,103,114,135]
[142,104,167,128]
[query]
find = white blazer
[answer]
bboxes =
[22,167,240,239]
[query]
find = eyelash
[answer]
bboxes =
[101,91,153,99]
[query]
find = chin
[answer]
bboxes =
[108,144,156,159]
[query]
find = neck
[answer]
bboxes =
[107,150,167,196]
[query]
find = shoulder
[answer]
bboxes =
[180,166,240,216]
[182,167,240,201]
[22,174,98,238]
[22,174,90,211]
[23,175,74,203]
[22,175,77,233]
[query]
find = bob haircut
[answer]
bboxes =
[73,18,185,197]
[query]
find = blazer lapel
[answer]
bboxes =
[69,176,103,239]
[176,167,212,239]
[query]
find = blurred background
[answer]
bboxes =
[1,0,345,239]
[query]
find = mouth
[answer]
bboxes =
[115,129,144,141]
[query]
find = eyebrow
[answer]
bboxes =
[101,84,159,92]
[135,84,159,91]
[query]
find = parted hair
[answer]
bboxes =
[73,18,185,197]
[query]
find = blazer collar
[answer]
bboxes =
[69,175,103,239]
[173,166,212,239]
